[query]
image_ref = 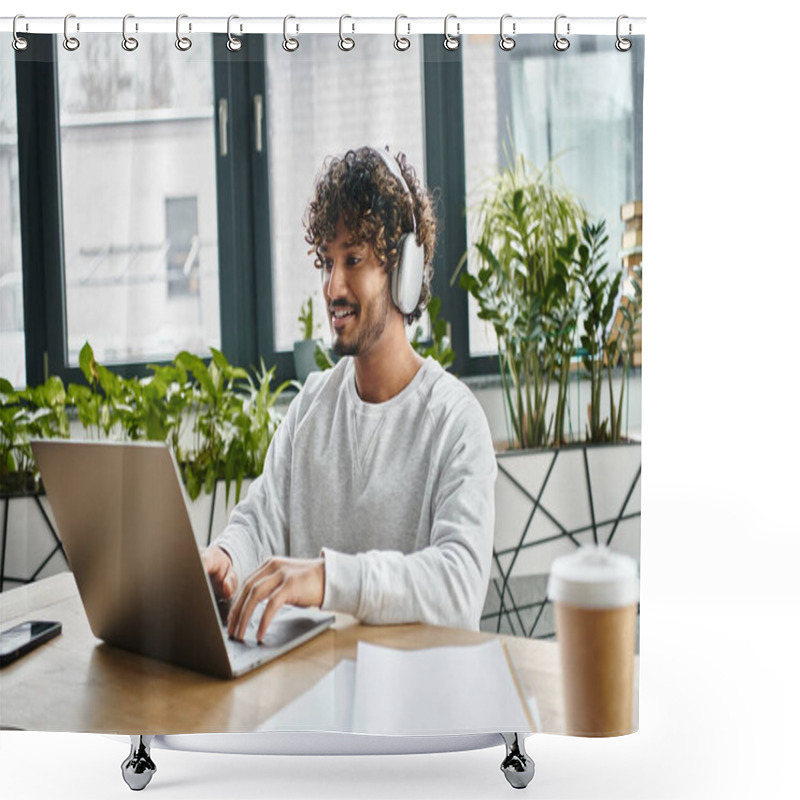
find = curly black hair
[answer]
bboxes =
[303,146,437,325]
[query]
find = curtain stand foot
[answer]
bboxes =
[500,732,535,789]
[121,735,156,791]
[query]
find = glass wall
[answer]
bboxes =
[0,46,25,387]
[57,35,220,366]
[462,35,642,356]
[264,35,427,351]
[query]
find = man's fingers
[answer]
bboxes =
[256,586,288,643]
[229,571,281,641]
[225,558,324,641]
[203,547,236,596]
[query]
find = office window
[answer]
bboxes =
[462,35,642,357]
[264,36,427,351]
[0,47,25,387]
[56,35,220,366]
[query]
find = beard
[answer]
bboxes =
[331,286,392,357]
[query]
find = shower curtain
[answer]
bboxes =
[0,11,644,778]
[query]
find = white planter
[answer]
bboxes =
[483,441,641,638]
[0,492,69,591]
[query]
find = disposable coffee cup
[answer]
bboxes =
[547,545,639,736]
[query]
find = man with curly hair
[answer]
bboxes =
[203,147,496,638]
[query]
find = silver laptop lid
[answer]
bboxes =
[32,439,234,678]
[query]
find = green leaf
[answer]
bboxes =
[78,342,97,385]
[185,466,200,501]
[459,272,480,296]
[209,347,229,370]
[203,467,216,496]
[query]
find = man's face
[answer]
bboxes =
[320,218,394,357]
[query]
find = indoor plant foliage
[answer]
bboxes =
[409,296,456,371]
[171,350,293,503]
[0,376,69,494]
[566,220,642,443]
[459,154,641,449]
[458,155,585,449]
[1,343,293,504]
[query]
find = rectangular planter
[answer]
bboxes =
[482,441,641,639]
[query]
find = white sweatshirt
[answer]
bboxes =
[212,356,496,630]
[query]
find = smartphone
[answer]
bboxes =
[0,620,62,667]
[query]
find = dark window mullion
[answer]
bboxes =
[213,34,259,370]
[15,34,67,387]
[248,36,293,383]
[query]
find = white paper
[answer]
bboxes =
[257,641,536,735]
[350,640,533,735]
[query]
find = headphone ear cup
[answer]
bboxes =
[391,233,425,316]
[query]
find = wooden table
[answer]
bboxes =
[0,573,570,735]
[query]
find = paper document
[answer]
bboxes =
[351,640,533,735]
[258,639,537,735]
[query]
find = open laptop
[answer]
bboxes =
[31,439,334,679]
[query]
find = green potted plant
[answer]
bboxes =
[409,296,456,371]
[1,375,71,589]
[2,342,295,565]
[457,152,642,638]
[293,295,323,383]
[168,348,294,546]
[1,376,69,495]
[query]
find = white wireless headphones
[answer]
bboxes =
[369,147,425,316]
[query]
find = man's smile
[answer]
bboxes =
[330,304,358,330]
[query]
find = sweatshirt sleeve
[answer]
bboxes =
[320,392,496,631]
[210,391,299,585]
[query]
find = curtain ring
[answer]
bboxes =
[499,14,515,51]
[338,15,355,51]
[553,14,570,51]
[63,14,80,51]
[122,14,139,51]
[443,14,460,51]
[616,15,632,52]
[283,15,299,51]
[394,15,411,51]
[12,14,29,51]
[175,14,192,51]
[227,15,242,52]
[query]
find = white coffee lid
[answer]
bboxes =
[547,545,639,609]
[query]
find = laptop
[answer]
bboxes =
[31,439,335,679]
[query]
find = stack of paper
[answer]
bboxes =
[257,640,537,735]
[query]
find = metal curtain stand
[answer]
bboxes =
[121,733,535,791]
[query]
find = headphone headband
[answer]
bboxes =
[367,147,425,318]
[370,147,417,234]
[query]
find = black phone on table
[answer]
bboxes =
[0,620,62,667]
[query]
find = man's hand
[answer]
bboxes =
[227,556,325,643]
[201,546,239,603]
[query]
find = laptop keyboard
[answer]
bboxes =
[222,605,333,673]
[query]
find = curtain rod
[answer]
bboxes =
[1,16,646,37]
